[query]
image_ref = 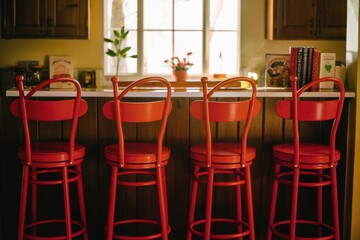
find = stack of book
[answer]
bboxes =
[289,46,336,89]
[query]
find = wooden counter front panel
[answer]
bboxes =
[0,96,348,239]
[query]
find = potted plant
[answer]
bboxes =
[104,26,138,77]
[164,52,193,81]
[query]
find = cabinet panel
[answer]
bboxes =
[276,0,316,39]
[3,0,45,37]
[267,0,346,40]
[317,0,347,38]
[2,0,88,39]
[49,0,88,38]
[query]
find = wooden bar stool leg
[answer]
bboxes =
[157,167,168,240]
[62,167,72,240]
[331,168,340,240]
[236,169,243,239]
[30,167,37,236]
[162,167,169,221]
[186,166,200,240]
[106,167,118,240]
[76,165,88,240]
[289,168,300,240]
[317,169,323,237]
[267,164,280,240]
[204,168,215,240]
[245,167,255,240]
[18,166,29,240]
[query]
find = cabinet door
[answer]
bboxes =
[3,0,47,37]
[267,0,346,40]
[273,0,317,39]
[2,0,88,39]
[316,0,346,39]
[47,0,88,38]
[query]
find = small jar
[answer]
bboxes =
[11,65,26,88]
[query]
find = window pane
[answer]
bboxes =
[105,0,137,30]
[144,31,202,75]
[143,31,173,74]
[174,31,203,74]
[210,0,238,30]
[209,31,238,75]
[104,1,138,75]
[174,0,203,30]
[144,0,172,29]
[104,30,138,75]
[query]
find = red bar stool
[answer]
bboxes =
[102,77,172,240]
[187,77,261,240]
[10,76,88,240]
[267,76,345,240]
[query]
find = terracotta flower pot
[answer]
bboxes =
[172,70,188,81]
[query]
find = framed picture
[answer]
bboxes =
[49,56,75,88]
[49,56,74,78]
[78,70,97,88]
[265,54,290,87]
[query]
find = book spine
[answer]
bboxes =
[311,48,321,91]
[296,47,303,89]
[306,47,313,85]
[300,47,309,88]
[289,47,298,77]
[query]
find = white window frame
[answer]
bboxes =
[103,0,241,80]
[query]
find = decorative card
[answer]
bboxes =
[319,53,336,89]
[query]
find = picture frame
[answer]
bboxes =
[265,54,290,87]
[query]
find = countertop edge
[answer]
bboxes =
[5,87,356,98]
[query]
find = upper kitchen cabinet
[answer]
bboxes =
[2,0,89,39]
[266,0,347,40]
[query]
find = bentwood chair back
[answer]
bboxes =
[267,76,345,240]
[10,75,88,240]
[102,76,172,240]
[187,77,261,240]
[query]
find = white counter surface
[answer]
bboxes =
[6,87,355,98]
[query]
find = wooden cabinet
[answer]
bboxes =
[266,0,347,40]
[2,0,88,39]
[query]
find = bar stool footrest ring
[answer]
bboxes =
[112,218,171,239]
[24,219,86,240]
[189,217,250,239]
[270,219,335,240]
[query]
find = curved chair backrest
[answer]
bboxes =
[275,76,345,167]
[190,77,261,167]
[102,76,172,167]
[9,75,88,165]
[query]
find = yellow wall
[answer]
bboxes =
[0,0,346,86]
[0,1,103,69]
[350,5,360,237]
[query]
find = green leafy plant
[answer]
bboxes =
[104,26,138,76]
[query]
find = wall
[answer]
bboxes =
[0,0,346,87]
[347,0,360,238]
[0,1,103,70]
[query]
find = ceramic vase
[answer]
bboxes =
[172,70,188,81]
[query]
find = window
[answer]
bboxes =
[104,0,241,78]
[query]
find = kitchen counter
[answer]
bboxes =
[6,86,356,98]
[1,82,355,239]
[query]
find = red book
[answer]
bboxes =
[289,47,298,77]
[311,48,321,91]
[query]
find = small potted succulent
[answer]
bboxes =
[104,26,138,77]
